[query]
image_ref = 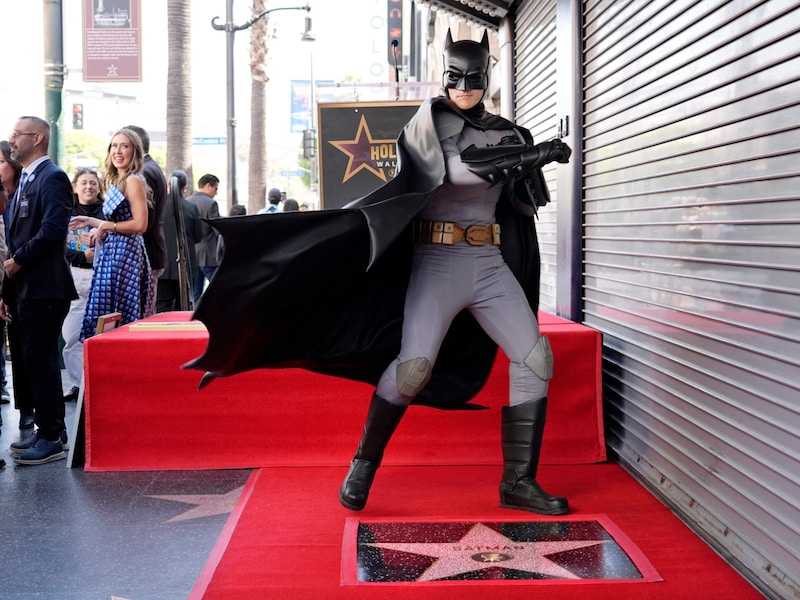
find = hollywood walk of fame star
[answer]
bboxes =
[365,522,607,582]
[146,486,244,523]
[329,115,397,183]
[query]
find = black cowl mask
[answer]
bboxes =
[441,29,491,92]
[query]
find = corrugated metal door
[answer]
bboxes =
[581,0,800,597]
[514,0,560,311]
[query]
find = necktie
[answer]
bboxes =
[12,172,28,222]
[17,172,28,199]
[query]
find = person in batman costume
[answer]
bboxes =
[187,30,571,515]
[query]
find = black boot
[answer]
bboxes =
[499,397,568,515]
[339,393,407,511]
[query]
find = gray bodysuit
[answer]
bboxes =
[376,123,548,406]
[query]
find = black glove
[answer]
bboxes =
[532,139,572,165]
[462,139,572,185]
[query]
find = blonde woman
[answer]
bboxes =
[70,128,152,339]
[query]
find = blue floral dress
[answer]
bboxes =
[81,178,153,340]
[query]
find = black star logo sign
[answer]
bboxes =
[365,522,607,581]
[328,115,397,183]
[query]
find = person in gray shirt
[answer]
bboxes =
[188,173,221,304]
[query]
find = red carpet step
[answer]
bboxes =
[82,311,605,471]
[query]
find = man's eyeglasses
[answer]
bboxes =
[8,131,39,140]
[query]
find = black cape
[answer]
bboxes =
[186,97,546,409]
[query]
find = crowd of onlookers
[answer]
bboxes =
[0,115,305,466]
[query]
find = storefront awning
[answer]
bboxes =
[413,0,512,30]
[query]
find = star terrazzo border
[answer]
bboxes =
[342,515,662,586]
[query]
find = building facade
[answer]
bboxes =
[410,1,799,598]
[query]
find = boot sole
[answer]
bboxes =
[13,450,67,466]
[339,495,366,511]
[499,500,569,516]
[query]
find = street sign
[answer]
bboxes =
[193,137,227,145]
[280,169,305,177]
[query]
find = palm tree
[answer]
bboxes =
[166,0,193,189]
[248,0,269,214]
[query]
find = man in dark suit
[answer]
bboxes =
[1,116,77,465]
[188,173,221,304]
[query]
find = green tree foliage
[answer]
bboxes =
[64,131,107,175]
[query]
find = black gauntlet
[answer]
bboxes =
[462,138,572,185]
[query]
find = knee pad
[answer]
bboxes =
[524,336,554,380]
[396,357,433,397]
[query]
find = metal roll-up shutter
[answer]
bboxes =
[582,0,800,597]
[514,0,559,311]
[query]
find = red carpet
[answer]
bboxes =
[81,313,759,597]
[190,463,762,599]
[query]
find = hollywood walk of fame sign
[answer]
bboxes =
[317,101,421,209]
[342,517,662,585]
[82,0,142,82]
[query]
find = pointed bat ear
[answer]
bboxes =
[480,30,489,50]
[445,29,454,49]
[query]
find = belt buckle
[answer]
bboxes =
[465,225,490,246]
[439,222,456,245]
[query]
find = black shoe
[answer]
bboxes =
[499,476,569,515]
[339,459,379,511]
[0,384,10,404]
[12,436,66,465]
[11,430,69,454]
[19,410,35,429]
[63,386,80,402]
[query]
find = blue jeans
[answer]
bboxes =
[193,266,217,304]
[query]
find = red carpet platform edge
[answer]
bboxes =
[83,311,605,471]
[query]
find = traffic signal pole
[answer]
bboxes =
[44,0,67,165]
[211,2,311,207]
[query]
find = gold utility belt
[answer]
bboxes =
[413,221,501,246]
